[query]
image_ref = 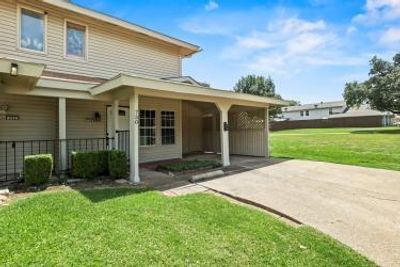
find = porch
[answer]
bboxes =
[0,93,270,185]
[0,62,284,185]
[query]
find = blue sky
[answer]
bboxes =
[74,0,400,103]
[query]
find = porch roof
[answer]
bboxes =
[91,73,289,107]
[0,58,46,90]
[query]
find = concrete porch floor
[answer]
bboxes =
[139,154,280,190]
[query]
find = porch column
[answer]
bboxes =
[58,98,67,172]
[265,107,270,158]
[112,99,119,149]
[217,102,231,166]
[129,90,140,183]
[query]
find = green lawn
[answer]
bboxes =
[271,127,400,171]
[0,188,373,266]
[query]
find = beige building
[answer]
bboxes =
[0,0,286,183]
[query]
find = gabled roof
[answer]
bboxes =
[284,101,345,112]
[41,0,201,57]
[162,76,210,87]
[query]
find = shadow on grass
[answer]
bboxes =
[77,187,152,203]
[351,129,400,135]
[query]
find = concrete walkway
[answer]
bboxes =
[200,160,400,267]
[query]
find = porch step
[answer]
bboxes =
[163,184,209,197]
[190,170,225,182]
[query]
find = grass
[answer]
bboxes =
[157,159,222,173]
[0,188,374,266]
[271,127,400,171]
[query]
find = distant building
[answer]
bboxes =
[282,101,346,121]
[281,101,393,126]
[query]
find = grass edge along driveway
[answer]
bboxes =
[0,188,375,266]
[271,127,400,171]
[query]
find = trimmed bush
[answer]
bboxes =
[97,150,110,175]
[108,150,128,179]
[71,151,99,179]
[24,154,53,186]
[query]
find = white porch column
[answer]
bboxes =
[129,90,140,183]
[58,98,67,171]
[112,99,120,149]
[265,107,270,158]
[217,102,231,166]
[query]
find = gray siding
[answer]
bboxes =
[0,94,57,141]
[139,97,182,163]
[182,101,203,154]
[66,99,107,139]
[0,0,182,79]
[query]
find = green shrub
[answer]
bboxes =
[157,160,222,173]
[24,154,53,186]
[108,150,128,179]
[97,150,110,175]
[71,151,99,179]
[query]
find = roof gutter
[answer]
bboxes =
[40,0,201,56]
[91,73,289,107]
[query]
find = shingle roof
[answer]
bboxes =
[329,105,392,118]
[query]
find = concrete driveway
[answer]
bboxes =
[200,160,400,267]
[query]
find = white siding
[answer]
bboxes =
[283,107,344,121]
[0,0,181,79]
[229,109,266,157]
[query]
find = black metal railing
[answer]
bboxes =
[116,130,130,159]
[0,137,114,185]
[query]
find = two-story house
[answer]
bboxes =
[0,0,286,184]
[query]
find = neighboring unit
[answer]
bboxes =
[282,101,346,121]
[0,0,286,184]
[282,101,392,126]
[274,101,393,131]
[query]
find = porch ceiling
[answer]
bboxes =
[90,73,289,108]
[0,58,45,90]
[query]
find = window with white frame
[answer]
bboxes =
[161,111,175,145]
[19,8,46,52]
[139,110,156,146]
[300,111,304,116]
[66,21,87,59]
[305,110,310,116]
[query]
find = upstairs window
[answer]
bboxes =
[19,8,46,52]
[300,111,304,117]
[66,21,87,59]
[305,110,310,116]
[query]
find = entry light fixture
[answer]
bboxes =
[10,63,18,76]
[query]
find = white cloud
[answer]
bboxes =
[379,27,400,45]
[346,26,358,34]
[205,0,219,11]
[221,16,347,75]
[353,0,400,24]
[236,34,272,49]
[272,18,327,34]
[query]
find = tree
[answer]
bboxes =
[233,74,298,117]
[343,53,400,114]
[234,75,277,97]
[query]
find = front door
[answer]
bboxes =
[107,107,130,135]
